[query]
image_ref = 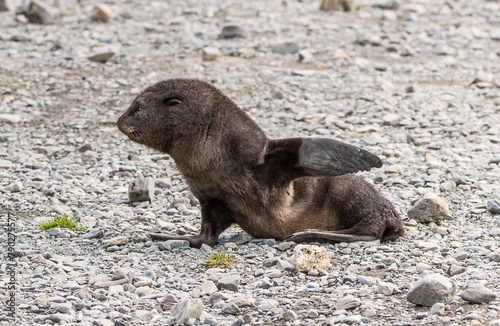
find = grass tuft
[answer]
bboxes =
[39,214,87,232]
[202,250,236,268]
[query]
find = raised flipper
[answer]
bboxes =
[298,138,382,177]
[285,229,378,243]
[256,137,382,186]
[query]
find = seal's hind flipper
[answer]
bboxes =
[285,229,378,243]
[298,138,382,177]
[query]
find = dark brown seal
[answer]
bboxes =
[117,79,404,248]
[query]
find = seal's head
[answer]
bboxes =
[117,79,225,154]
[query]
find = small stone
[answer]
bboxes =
[47,228,61,236]
[87,52,115,63]
[487,199,500,214]
[472,71,495,84]
[447,264,466,276]
[47,313,75,323]
[157,240,190,251]
[272,42,300,55]
[91,4,113,22]
[131,310,154,323]
[337,296,360,310]
[6,181,23,192]
[102,236,127,247]
[372,0,401,10]
[407,273,456,307]
[459,283,497,304]
[216,275,241,292]
[429,303,444,315]
[202,47,221,61]
[306,309,319,318]
[128,177,154,202]
[333,48,350,60]
[0,114,22,124]
[24,1,59,24]
[377,281,396,296]
[298,50,312,62]
[0,0,13,11]
[294,244,330,273]
[200,281,218,295]
[283,310,298,321]
[382,113,401,125]
[108,285,124,296]
[171,299,204,324]
[407,193,449,224]
[221,302,240,315]
[219,26,245,39]
[319,0,353,11]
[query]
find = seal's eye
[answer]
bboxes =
[165,98,181,107]
[134,106,145,118]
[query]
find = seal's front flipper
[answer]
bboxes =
[298,138,382,177]
[258,138,382,186]
[285,229,378,243]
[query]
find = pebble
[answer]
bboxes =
[87,52,116,63]
[128,177,155,203]
[219,25,245,39]
[459,283,497,304]
[202,47,221,61]
[407,273,456,307]
[91,4,113,22]
[272,42,300,55]
[23,1,59,24]
[486,199,500,214]
[407,192,450,224]
[216,275,241,292]
[294,244,330,273]
[171,299,204,324]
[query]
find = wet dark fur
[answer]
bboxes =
[117,79,404,248]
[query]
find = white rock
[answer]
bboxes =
[294,244,330,273]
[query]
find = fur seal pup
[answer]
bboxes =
[117,79,404,248]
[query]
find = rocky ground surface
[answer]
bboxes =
[1,0,500,325]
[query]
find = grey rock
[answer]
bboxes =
[306,309,319,318]
[81,228,104,239]
[47,227,61,236]
[487,199,500,214]
[429,302,444,315]
[447,264,466,276]
[407,274,456,307]
[87,52,116,63]
[102,236,127,247]
[24,1,59,24]
[131,310,154,322]
[283,310,298,321]
[219,26,246,39]
[157,240,190,251]
[407,193,450,223]
[91,4,113,22]
[459,283,497,304]
[0,114,22,124]
[294,244,330,273]
[0,0,13,11]
[319,0,353,11]
[272,42,300,55]
[221,302,240,315]
[171,299,204,324]
[216,274,241,292]
[200,281,218,295]
[129,177,155,202]
[337,296,360,310]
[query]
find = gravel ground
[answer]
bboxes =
[1,0,500,325]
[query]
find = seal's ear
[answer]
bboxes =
[298,138,382,177]
[258,138,382,186]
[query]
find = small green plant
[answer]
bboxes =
[202,250,236,268]
[39,214,87,232]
